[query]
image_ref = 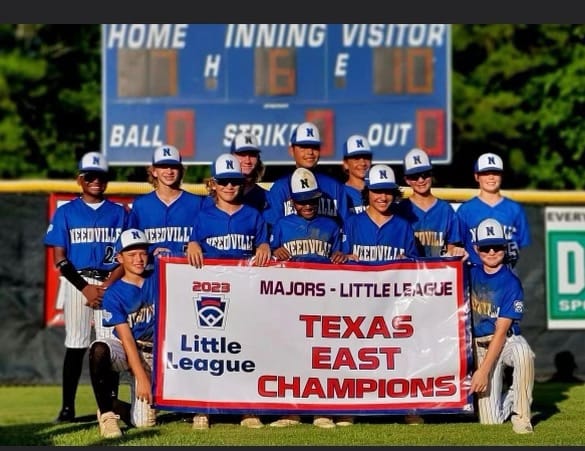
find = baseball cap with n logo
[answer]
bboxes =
[117,228,150,253]
[230,132,261,153]
[79,151,108,173]
[290,168,322,202]
[153,144,182,165]
[475,218,507,246]
[212,153,245,180]
[290,122,321,146]
[475,152,504,173]
[343,134,372,158]
[403,147,433,175]
[365,164,398,190]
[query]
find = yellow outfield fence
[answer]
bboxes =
[0,179,585,204]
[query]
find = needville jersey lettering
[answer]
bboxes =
[69,227,121,244]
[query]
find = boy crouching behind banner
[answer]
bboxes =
[88,229,158,439]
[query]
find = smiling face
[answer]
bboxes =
[213,178,244,205]
[117,246,149,277]
[232,151,260,177]
[289,144,321,169]
[404,170,433,195]
[78,171,108,200]
[293,197,320,220]
[475,243,506,270]
[151,164,183,188]
[343,155,372,182]
[367,189,395,215]
[475,171,502,194]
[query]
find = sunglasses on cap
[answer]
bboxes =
[215,178,244,186]
[81,171,108,183]
[405,171,433,181]
[478,244,506,253]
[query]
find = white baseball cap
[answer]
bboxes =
[230,132,261,153]
[79,151,108,173]
[290,122,321,147]
[153,144,182,165]
[290,168,322,202]
[403,147,433,175]
[475,152,503,173]
[116,228,150,253]
[343,134,372,158]
[365,164,398,190]
[212,153,245,180]
[475,218,507,246]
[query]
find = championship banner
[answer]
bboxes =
[43,193,134,327]
[152,257,474,415]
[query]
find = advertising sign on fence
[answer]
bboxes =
[545,206,585,329]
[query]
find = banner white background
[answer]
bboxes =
[152,258,473,415]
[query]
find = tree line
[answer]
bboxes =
[0,24,583,189]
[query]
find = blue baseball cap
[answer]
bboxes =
[230,132,261,153]
[343,134,372,158]
[365,164,398,190]
[212,153,245,180]
[79,151,108,173]
[403,148,433,175]
[290,168,322,202]
[475,218,508,246]
[153,145,182,165]
[475,153,504,173]
[290,122,321,147]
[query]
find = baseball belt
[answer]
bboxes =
[78,269,110,281]
[475,329,518,348]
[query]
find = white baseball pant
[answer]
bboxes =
[57,275,113,348]
[473,334,535,424]
[93,336,156,428]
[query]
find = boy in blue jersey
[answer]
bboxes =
[186,153,270,429]
[468,218,535,434]
[88,228,158,439]
[270,168,346,264]
[44,151,128,423]
[341,134,373,215]
[230,132,268,212]
[343,164,419,263]
[263,122,349,230]
[396,147,468,260]
[128,144,206,262]
[457,153,531,268]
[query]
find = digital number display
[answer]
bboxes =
[103,24,451,165]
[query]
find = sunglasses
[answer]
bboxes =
[215,178,244,186]
[478,244,506,253]
[82,172,108,183]
[405,171,433,181]
[294,197,320,206]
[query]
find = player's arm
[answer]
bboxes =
[53,246,104,308]
[115,323,152,405]
[252,214,271,266]
[469,317,512,394]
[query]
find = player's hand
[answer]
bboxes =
[469,368,490,394]
[153,247,171,258]
[82,284,105,308]
[253,243,271,267]
[186,241,204,268]
[135,373,153,405]
[330,251,348,264]
[447,245,469,262]
[346,254,359,262]
[272,247,292,261]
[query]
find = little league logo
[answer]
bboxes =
[194,295,229,329]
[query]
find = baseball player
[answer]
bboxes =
[468,218,535,434]
[342,164,419,264]
[230,132,268,211]
[127,144,206,263]
[341,134,373,215]
[269,167,347,429]
[89,228,158,438]
[44,151,128,423]
[456,153,531,268]
[263,122,350,230]
[270,168,346,265]
[395,147,468,260]
[186,153,270,429]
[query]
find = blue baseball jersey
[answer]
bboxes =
[469,264,524,338]
[44,197,127,271]
[128,190,205,257]
[342,212,420,264]
[456,196,531,266]
[270,214,343,263]
[343,184,366,215]
[190,204,269,259]
[243,184,268,212]
[263,171,350,227]
[395,198,462,257]
[101,266,158,342]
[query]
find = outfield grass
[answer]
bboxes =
[0,382,583,446]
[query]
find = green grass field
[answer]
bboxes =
[0,382,583,446]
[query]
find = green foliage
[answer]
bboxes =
[0,383,583,445]
[0,25,584,188]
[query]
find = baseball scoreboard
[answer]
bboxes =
[102,24,451,165]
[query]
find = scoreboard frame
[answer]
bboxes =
[101,24,451,166]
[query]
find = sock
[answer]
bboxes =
[89,342,115,414]
[62,347,87,411]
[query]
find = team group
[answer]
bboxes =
[44,121,535,439]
